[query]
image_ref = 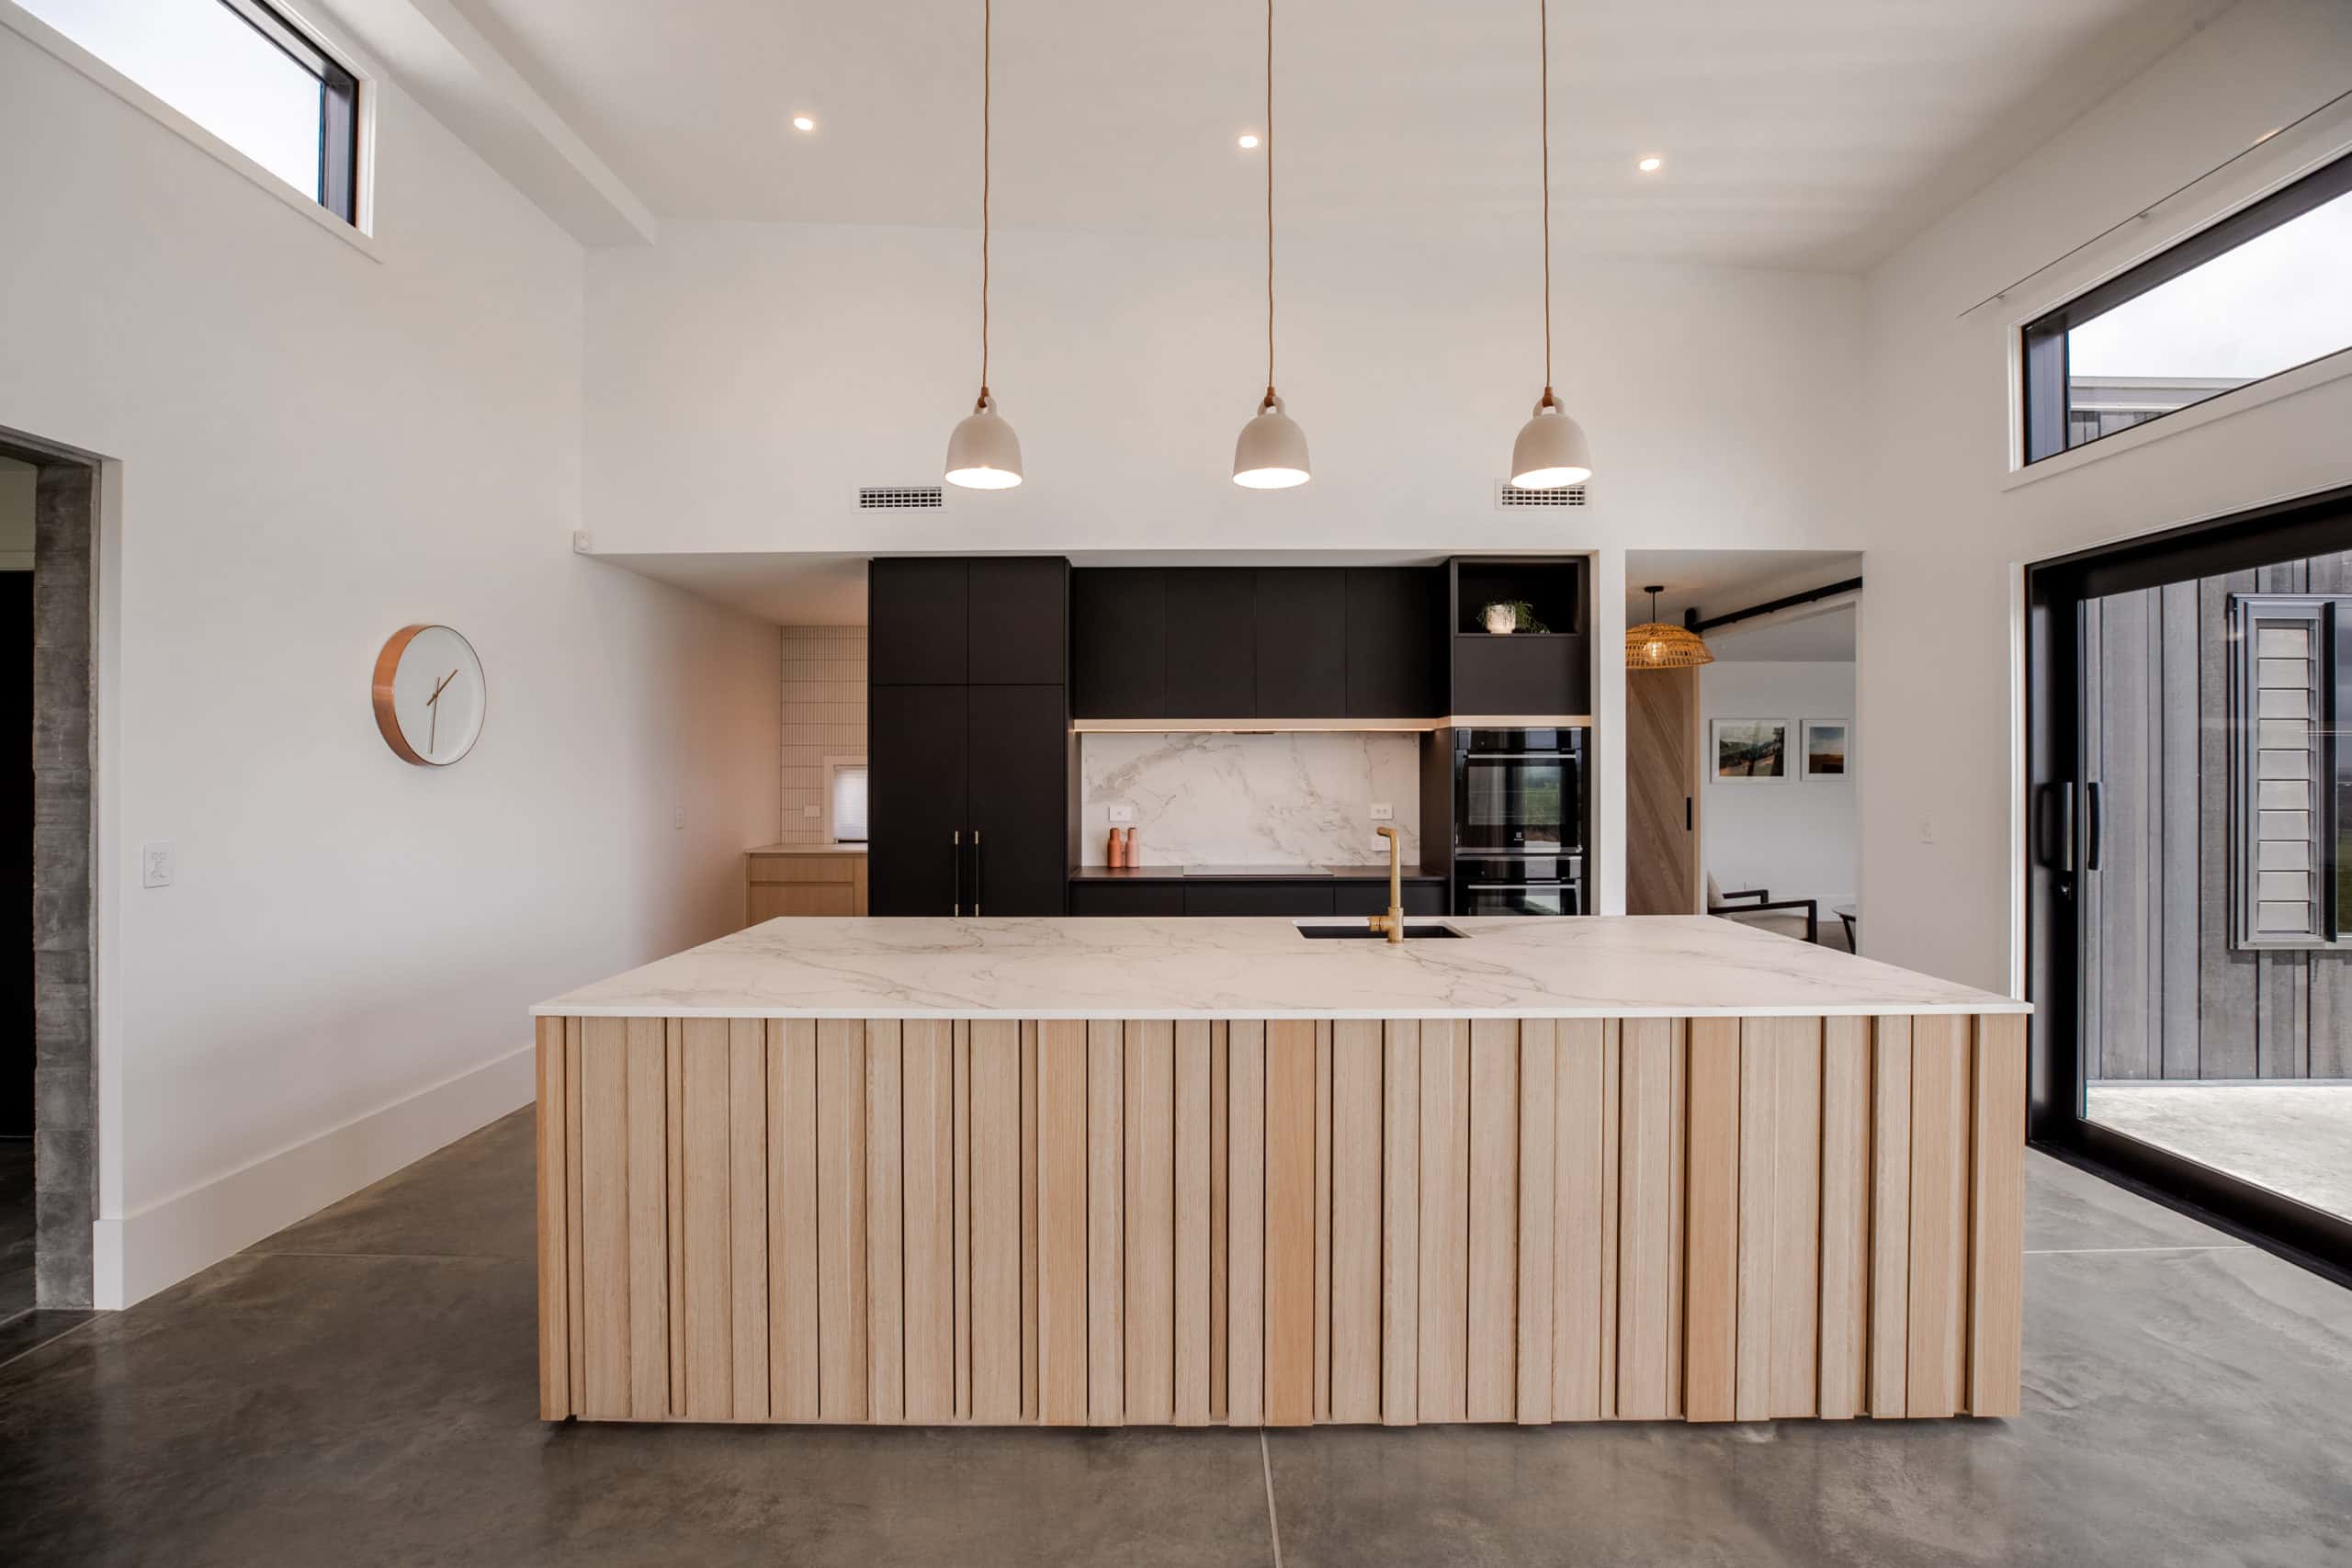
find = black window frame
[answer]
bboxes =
[2020,152,2352,465]
[218,0,362,224]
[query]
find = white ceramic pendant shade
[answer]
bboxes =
[945,390,1023,490]
[1233,391,1310,489]
[1232,0,1309,490]
[944,0,1023,491]
[1510,0,1594,491]
[1510,397,1591,489]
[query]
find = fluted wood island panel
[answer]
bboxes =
[534,1009,2024,1425]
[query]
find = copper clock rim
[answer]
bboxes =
[372,623,485,768]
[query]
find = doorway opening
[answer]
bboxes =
[0,428,99,1323]
[1623,551,1860,951]
[2026,483,2352,1283]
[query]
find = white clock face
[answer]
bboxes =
[386,626,485,765]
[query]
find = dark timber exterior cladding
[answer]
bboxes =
[2082,549,2352,1080]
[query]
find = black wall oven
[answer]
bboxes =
[1453,728,1585,915]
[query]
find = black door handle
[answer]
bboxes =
[2034,783,2075,870]
[1685,796,1692,832]
[953,829,963,916]
[972,829,983,917]
[2084,782,2103,874]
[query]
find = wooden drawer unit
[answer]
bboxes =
[747,852,867,923]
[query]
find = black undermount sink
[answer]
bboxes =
[1295,922,1464,940]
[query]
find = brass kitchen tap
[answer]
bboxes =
[1369,825,1405,944]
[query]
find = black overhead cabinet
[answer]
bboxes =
[1071,565,1443,721]
[1447,556,1591,716]
[868,557,1071,916]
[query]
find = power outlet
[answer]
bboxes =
[572,531,594,554]
[673,807,687,830]
[1369,803,1395,821]
[1106,804,1136,825]
[141,841,175,888]
[1917,818,1937,845]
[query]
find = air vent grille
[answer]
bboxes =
[860,485,945,510]
[1495,480,1588,509]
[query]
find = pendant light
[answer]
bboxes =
[1626,585,1713,670]
[1232,0,1309,489]
[944,0,1023,490]
[1509,0,1594,490]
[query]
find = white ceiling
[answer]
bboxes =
[598,551,869,625]
[447,0,2222,268]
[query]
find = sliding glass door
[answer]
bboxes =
[2026,484,2352,1280]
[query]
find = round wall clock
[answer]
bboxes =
[372,625,486,766]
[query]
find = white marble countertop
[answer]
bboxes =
[533,915,2027,1021]
[746,842,867,856]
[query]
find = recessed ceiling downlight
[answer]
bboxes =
[792,115,816,132]
[1637,154,1662,173]
[1238,133,1260,149]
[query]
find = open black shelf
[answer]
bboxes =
[1453,558,1583,636]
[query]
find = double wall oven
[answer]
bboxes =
[1452,727,1586,916]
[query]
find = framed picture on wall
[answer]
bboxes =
[1801,719,1851,780]
[1711,717,1790,783]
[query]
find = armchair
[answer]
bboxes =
[1706,876,1819,945]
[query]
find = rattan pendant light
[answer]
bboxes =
[1509,0,1594,490]
[1626,585,1713,670]
[1231,0,1310,489]
[944,0,1023,490]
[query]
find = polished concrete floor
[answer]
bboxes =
[2088,1081,2352,1221]
[3,1111,2350,1566]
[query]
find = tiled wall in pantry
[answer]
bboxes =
[778,626,866,843]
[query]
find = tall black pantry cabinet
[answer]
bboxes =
[868,558,1072,916]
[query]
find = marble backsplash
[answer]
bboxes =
[1080,731,1421,866]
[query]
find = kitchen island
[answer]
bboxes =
[530,916,2029,1427]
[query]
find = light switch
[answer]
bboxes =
[1917,818,1936,844]
[673,807,687,830]
[1369,803,1395,821]
[1107,804,1136,824]
[141,841,175,888]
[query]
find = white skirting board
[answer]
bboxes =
[91,1043,536,1310]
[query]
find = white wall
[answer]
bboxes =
[1857,0,2352,992]
[1700,662,1857,915]
[585,224,1866,558]
[0,18,779,1304]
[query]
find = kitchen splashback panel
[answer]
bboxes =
[1080,731,1420,867]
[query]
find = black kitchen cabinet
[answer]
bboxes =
[1332,880,1448,917]
[1254,568,1346,719]
[868,683,968,916]
[869,559,970,686]
[1182,881,1335,918]
[1072,564,1443,722]
[1452,633,1591,716]
[968,558,1069,685]
[1069,881,1186,917]
[1163,569,1258,718]
[1346,568,1444,718]
[1072,570,1167,718]
[1447,557,1592,716]
[966,684,1070,916]
[871,556,1068,688]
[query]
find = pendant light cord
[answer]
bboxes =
[1537,0,1555,408]
[1261,0,1276,411]
[978,0,992,410]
